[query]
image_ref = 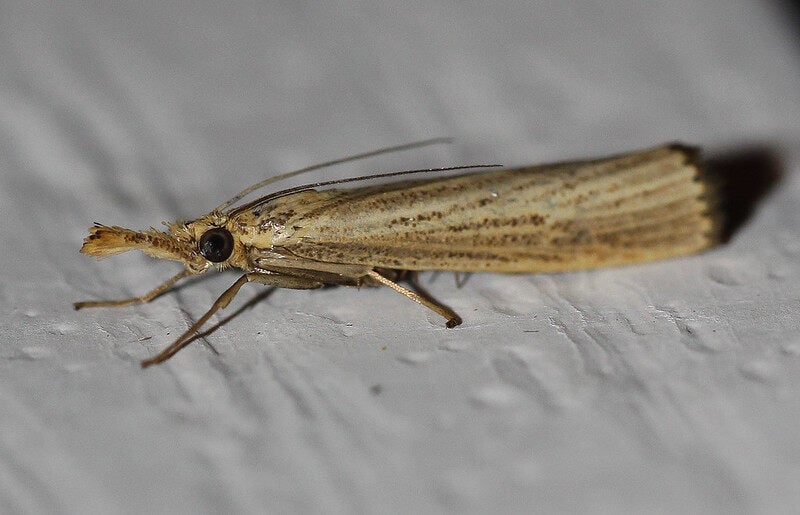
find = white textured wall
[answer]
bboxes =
[1,1,799,513]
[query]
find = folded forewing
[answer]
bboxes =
[256,145,719,273]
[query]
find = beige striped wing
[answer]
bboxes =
[254,145,719,273]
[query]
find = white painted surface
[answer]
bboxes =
[1,1,799,513]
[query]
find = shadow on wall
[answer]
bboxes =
[704,144,783,242]
[778,0,800,51]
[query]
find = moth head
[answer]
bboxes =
[80,212,242,273]
[80,223,211,273]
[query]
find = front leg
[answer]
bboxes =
[141,272,323,367]
[75,269,192,309]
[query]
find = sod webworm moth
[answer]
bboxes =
[76,141,719,367]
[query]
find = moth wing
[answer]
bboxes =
[269,145,719,273]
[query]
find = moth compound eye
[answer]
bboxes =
[198,228,234,262]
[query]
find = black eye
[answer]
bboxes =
[198,228,234,262]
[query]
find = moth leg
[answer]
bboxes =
[366,270,462,328]
[141,274,250,368]
[140,272,322,368]
[74,269,192,310]
[246,273,324,289]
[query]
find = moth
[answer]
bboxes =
[75,141,720,367]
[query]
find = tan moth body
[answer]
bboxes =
[76,143,719,367]
[240,145,716,272]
